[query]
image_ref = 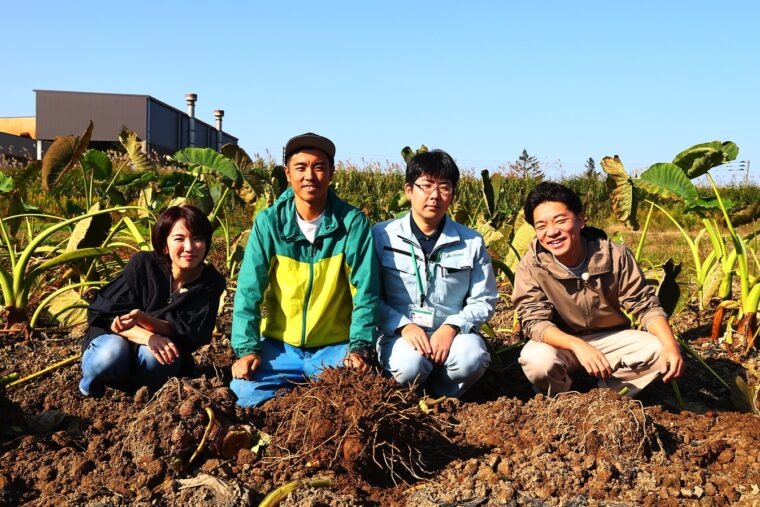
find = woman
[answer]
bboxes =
[79,205,226,397]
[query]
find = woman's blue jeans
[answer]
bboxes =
[79,333,181,396]
[230,338,348,407]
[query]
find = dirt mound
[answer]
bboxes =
[260,367,449,485]
[122,376,238,468]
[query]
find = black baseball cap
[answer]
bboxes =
[283,132,336,164]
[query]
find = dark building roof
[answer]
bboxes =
[34,90,237,155]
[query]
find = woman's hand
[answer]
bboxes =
[111,309,145,334]
[232,354,261,380]
[147,334,180,365]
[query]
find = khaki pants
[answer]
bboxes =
[519,329,664,396]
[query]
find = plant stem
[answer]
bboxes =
[6,354,80,388]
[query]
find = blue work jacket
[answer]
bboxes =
[371,213,498,336]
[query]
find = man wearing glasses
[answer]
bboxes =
[371,149,498,397]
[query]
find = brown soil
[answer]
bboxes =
[2,305,760,506]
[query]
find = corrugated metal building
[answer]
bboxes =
[35,90,237,155]
[10,90,237,158]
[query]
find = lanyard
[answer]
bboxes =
[409,243,438,305]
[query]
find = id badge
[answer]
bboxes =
[409,305,435,328]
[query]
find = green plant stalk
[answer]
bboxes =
[651,202,702,282]
[676,337,730,390]
[29,281,105,328]
[495,339,527,355]
[6,354,80,388]
[707,173,749,305]
[208,186,231,225]
[0,373,18,386]
[671,380,685,410]
[635,201,655,262]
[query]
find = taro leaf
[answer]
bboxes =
[636,163,699,202]
[503,218,535,272]
[105,188,127,206]
[221,143,254,172]
[491,172,504,202]
[481,169,496,218]
[41,120,93,191]
[235,176,257,204]
[729,202,760,227]
[45,289,89,328]
[601,155,639,230]
[137,187,157,218]
[685,197,728,212]
[0,173,13,193]
[475,220,510,260]
[173,148,242,187]
[672,141,739,178]
[231,230,250,265]
[65,203,112,251]
[386,191,409,214]
[271,165,288,197]
[657,259,682,317]
[401,146,415,164]
[80,149,112,180]
[701,260,725,308]
[252,194,270,220]
[2,191,25,237]
[401,145,428,164]
[119,130,155,172]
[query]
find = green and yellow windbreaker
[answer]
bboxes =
[231,188,380,357]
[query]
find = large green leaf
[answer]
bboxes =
[65,203,112,251]
[672,141,739,178]
[173,148,241,186]
[636,163,699,202]
[400,145,428,164]
[221,144,254,172]
[119,130,156,172]
[230,230,250,265]
[271,165,288,197]
[601,156,639,230]
[657,259,682,317]
[80,149,112,180]
[0,173,13,193]
[41,120,93,191]
[26,247,111,289]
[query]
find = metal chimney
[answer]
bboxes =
[185,93,197,148]
[214,109,224,152]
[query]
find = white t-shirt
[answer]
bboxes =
[296,211,324,244]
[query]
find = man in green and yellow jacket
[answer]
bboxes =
[230,132,380,407]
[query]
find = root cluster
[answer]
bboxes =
[262,368,448,484]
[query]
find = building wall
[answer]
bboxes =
[0,117,36,138]
[0,132,36,159]
[147,99,181,153]
[36,90,147,141]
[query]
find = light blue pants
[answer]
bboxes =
[377,332,490,397]
[79,333,182,397]
[230,338,349,407]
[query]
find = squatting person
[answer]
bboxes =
[512,181,684,396]
[372,149,498,397]
[229,132,380,407]
[79,205,226,397]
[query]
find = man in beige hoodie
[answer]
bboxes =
[512,182,684,396]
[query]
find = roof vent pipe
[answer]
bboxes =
[214,109,224,152]
[185,93,197,147]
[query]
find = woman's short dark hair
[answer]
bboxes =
[524,182,584,226]
[151,205,213,263]
[406,149,460,189]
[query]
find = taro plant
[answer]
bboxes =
[603,141,760,357]
[0,206,138,331]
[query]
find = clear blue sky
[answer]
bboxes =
[2,1,758,180]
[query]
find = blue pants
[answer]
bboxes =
[230,338,349,407]
[79,333,182,396]
[377,333,490,398]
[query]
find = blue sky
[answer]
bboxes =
[1,1,758,180]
